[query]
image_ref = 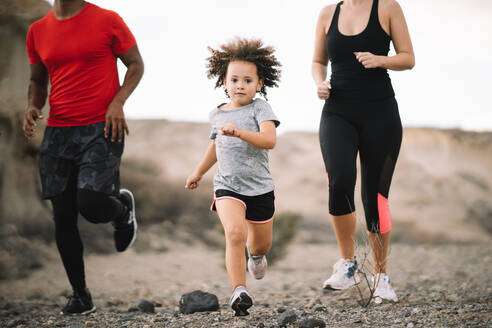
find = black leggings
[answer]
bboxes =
[319,97,402,233]
[51,172,125,293]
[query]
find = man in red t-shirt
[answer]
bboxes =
[23,0,144,315]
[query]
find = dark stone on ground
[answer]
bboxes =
[127,306,139,312]
[179,290,219,314]
[137,298,155,313]
[277,306,286,313]
[278,309,297,327]
[299,317,326,328]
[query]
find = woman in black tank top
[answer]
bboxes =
[312,0,414,302]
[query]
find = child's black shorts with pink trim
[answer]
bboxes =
[211,189,275,223]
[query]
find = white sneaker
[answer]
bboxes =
[323,258,360,290]
[246,243,267,279]
[230,286,253,316]
[372,273,398,303]
[247,255,267,280]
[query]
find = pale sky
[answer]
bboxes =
[45,0,492,132]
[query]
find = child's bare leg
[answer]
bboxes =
[247,220,273,256]
[216,199,248,290]
[368,231,390,274]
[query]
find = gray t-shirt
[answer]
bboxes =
[209,98,280,196]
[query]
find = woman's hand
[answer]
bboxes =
[317,81,331,100]
[221,123,241,138]
[185,173,202,189]
[354,52,385,69]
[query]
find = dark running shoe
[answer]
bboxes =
[230,286,253,316]
[60,289,96,315]
[113,188,137,252]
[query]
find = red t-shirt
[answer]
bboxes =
[26,2,136,127]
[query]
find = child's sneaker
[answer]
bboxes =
[246,244,267,279]
[229,286,253,316]
[322,258,360,290]
[372,273,398,303]
[248,255,267,279]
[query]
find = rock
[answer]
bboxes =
[7,319,25,328]
[446,294,458,302]
[278,310,297,327]
[299,317,326,328]
[179,290,219,314]
[407,323,414,328]
[84,321,96,327]
[128,306,139,312]
[277,307,286,313]
[137,299,155,313]
[106,299,124,306]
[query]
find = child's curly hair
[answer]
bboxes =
[206,37,281,99]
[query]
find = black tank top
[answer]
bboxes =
[326,0,395,101]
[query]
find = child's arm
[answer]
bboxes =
[185,140,217,189]
[221,121,276,150]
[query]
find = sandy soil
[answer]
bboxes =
[1,239,491,327]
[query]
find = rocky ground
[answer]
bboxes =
[1,240,491,328]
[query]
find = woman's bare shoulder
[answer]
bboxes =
[379,0,404,15]
[318,3,338,33]
[319,3,337,19]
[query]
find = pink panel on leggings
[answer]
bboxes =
[377,193,392,234]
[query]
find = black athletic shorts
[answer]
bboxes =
[210,189,275,223]
[38,121,124,199]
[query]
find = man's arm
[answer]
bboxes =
[23,62,48,140]
[105,45,144,142]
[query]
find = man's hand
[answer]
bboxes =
[221,123,241,138]
[23,106,44,140]
[104,100,129,142]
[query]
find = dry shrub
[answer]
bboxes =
[269,211,301,264]
[0,224,51,280]
[120,159,219,247]
[467,200,492,235]
[215,211,301,266]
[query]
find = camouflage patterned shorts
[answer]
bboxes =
[39,122,124,199]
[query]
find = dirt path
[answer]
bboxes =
[1,242,491,327]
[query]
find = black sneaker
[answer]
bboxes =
[113,188,137,252]
[60,289,96,315]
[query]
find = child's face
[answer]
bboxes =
[224,61,263,106]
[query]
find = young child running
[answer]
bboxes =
[185,38,281,316]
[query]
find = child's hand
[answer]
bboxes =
[221,123,241,138]
[185,173,202,189]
